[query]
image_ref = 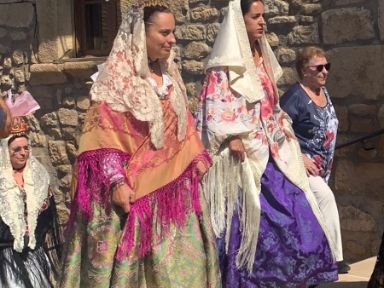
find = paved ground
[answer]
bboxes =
[319,257,377,288]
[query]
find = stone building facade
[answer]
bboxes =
[0,0,383,262]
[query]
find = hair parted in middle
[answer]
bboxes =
[240,0,264,15]
[143,5,172,27]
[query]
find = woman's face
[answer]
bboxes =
[145,12,176,61]
[8,136,29,170]
[302,55,330,88]
[243,1,266,44]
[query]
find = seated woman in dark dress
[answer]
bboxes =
[0,117,62,287]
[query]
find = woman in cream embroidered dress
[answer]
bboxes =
[197,0,338,286]
[60,3,220,288]
[0,117,61,288]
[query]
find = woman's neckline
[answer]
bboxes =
[299,82,328,108]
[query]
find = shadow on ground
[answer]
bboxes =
[320,281,367,288]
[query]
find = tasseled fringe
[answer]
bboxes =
[67,149,130,229]
[116,152,210,260]
[201,149,261,272]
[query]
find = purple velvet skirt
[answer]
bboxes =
[217,160,338,287]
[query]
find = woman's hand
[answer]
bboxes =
[111,182,133,213]
[196,161,208,180]
[302,154,319,176]
[228,137,246,162]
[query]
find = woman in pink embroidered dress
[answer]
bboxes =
[197,0,338,287]
[60,3,220,288]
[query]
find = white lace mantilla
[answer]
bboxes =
[0,138,50,252]
[90,8,187,149]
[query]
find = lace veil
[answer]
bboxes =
[0,121,50,252]
[206,0,283,103]
[90,5,187,149]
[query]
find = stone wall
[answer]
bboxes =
[0,0,383,262]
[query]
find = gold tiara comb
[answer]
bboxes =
[10,116,29,136]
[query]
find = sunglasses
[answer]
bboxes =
[308,63,331,72]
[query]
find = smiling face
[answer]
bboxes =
[302,55,329,89]
[8,136,29,170]
[145,11,176,61]
[243,1,266,44]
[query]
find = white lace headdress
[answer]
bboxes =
[90,7,188,149]
[0,122,50,253]
[206,0,283,103]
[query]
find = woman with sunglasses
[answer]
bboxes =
[280,46,350,274]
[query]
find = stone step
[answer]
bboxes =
[319,257,377,287]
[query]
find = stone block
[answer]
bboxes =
[206,23,220,44]
[275,47,296,64]
[12,50,24,66]
[264,0,289,17]
[0,28,7,38]
[63,61,100,80]
[288,24,319,45]
[378,135,384,158]
[62,127,78,141]
[182,42,211,60]
[335,160,384,200]
[175,25,205,41]
[379,105,384,128]
[322,8,375,45]
[58,108,78,127]
[29,133,47,148]
[56,165,72,178]
[182,60,205,76]
[300,4,322,15]
[66,142,78,163]
[36,0,58,62]
[335,0,365,6]
[334,134,356,158]
[380,0,384,41]
[58,173,72,191]
[334,105,348,132]
[13,69,25,83]
[339,205,376,232]
[62,96,75,108]
[277,67,298,86]
[76,95,91,111]
[47,127,62,140]
[190,6,219,22]
[349,104,377,133]
[3,57,12,69]
[40,112,59,128]
[185,82,200,99]
[265,32,279,47]
[30,64,67,85]
[327,46,384,100]
[345,240,367,257]
[298,16,315,24]
[268,16,296,25]
[10,31,27,41]
[48,140,69,166]
[188,96,200,114]
[0,3,34,28]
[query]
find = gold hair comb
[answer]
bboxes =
[10,116,29,136]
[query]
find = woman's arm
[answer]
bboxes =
[196,68,252,160]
